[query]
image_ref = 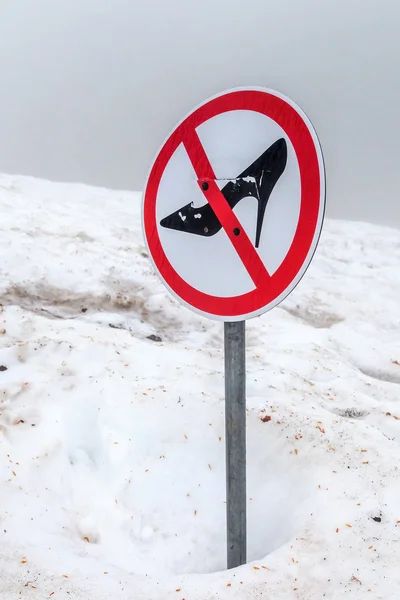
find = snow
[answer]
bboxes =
[0,172,400,599]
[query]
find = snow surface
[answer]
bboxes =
[1,172,400,599]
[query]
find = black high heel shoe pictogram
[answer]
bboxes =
[159,137,287,248]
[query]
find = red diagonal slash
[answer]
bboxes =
[182,129,270,288]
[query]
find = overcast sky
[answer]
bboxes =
[0,0,399,226]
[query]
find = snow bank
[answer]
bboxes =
[0,173,400,599]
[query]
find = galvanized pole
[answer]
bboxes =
[224,320,247,569]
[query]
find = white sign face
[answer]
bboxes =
[143,87,325,321]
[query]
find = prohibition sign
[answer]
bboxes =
[142,87,325,321]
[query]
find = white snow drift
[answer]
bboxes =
[0,173,400,599]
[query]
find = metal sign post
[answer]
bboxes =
[224,321,246,568]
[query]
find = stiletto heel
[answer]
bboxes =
[160,138,287,248]
[255,196,268,249]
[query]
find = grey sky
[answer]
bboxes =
[0,0,399,226]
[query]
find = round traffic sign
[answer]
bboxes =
[142,87,325,321]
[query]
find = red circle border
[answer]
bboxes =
[143,89,322,318]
